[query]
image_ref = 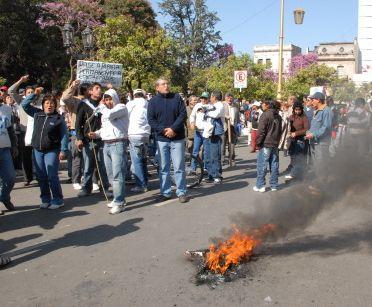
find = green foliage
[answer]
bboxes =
[0,0,69,90]
[159,0,221,91]
[284,64,337,98]
[95,16,173,93]
[189,54,277,100]
[0,76,6,86]
[331,78,357,103]
[356,82,372,101]
[104,0,157,29]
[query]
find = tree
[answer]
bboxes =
[284,64,337,98]
[288,53,318,77]
[103,0,157,29]
[331,78,357,103]
[95,16,173,94]
[189,54,277,100]
[356,82,372,101]
[0,0,69,90]
[159,0,221,91]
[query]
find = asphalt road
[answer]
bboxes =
[1,141,372,307]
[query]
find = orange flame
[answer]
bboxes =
[205,224,276,274]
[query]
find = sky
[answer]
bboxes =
[149,0,359,55]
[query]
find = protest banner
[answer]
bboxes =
[76,60,123,88]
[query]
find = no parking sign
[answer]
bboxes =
[234,70,248,90]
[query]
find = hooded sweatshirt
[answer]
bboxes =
[126,97,151,138]
[0,103,13,148]
[94,89,128,141]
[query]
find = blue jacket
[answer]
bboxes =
[309,106,333,144]
[22,93,69,152]
[147,93,187,142]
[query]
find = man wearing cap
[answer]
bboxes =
[148,78,188,203]
[223,92,240,165]
[126,89,151,193]
[189,92,210,173]
[305,92,333,186]
[250,101,262,153]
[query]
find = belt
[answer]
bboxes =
[104,138,125,144]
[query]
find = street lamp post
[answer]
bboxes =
[277,3,305,100]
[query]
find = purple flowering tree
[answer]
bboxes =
[37,1,104,31]
[262,69,278,82]
[213,43,234,62]
[288,52,318,77]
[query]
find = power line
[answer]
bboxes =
[222,0,277,35]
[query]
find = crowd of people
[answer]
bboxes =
[1,74,372,267]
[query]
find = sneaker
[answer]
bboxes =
[2,200,15,211]
[131,186,148,193]
[39,203,50,209]
[107,201,114,208]
[271,187,278,191]
[73,183,82,190]
[92,183,100,191]
[77,190,92,198]
[109,204,125,214]
[178,195,189,203]
[203,176,214,183]
[23,180,31,187]
[253,186,266,193]
[285,175,293,180]
[214,178,222,184]
[48,203,65,210]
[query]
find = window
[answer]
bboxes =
[322,47,327,53]
[266,58,272,69]
[257,59,263,65]
[337,65,345,76]
[339,47,345,53]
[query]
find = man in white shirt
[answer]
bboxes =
[88,89,128,214]
[189,92,210,172]
[203,91,225,184]
[126,89,151,193]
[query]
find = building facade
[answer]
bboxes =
[253,44,302,74]
[314,41,359,79]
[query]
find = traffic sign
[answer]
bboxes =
[234,70,248,89]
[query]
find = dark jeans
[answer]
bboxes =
[289,139,307,178]
[70,135,83,184]
[256,147,279,189]
[205,135,222,179]
[0,148,16,203]
[33,149,63,205]
[18,132,33,182]
[82,142,109,192]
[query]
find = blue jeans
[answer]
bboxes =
[289,140,307,178]
[205,135,222,179]
[82,143,109,192]
[103,141,126,205]
[129,138,149,188]
[33,149,63,205]
[0,148,16,203]
[256,147,279,189]
[191,131,208,171]
[157,139,187,197]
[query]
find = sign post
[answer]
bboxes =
[234,70,248,92]
[77,60,123,88]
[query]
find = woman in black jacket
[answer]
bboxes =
[22,87,68,209]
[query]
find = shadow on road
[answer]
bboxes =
[2,217,143,268]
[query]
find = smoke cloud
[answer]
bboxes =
[229,144,372,240]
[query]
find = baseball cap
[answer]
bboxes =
[200,91,210,99]
[253,100,261,107]
[0,86,8,91]
[309,92,325,101]
[133,88,146,96]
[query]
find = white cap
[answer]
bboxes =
[253,101,261,107]
[133,89,146,96]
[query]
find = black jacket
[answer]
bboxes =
[147,93,187,142]
[256,109,282,148]
[75,98,102,143]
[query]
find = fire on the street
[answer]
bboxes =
[185,224,276,287]
[205,224,276,274]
